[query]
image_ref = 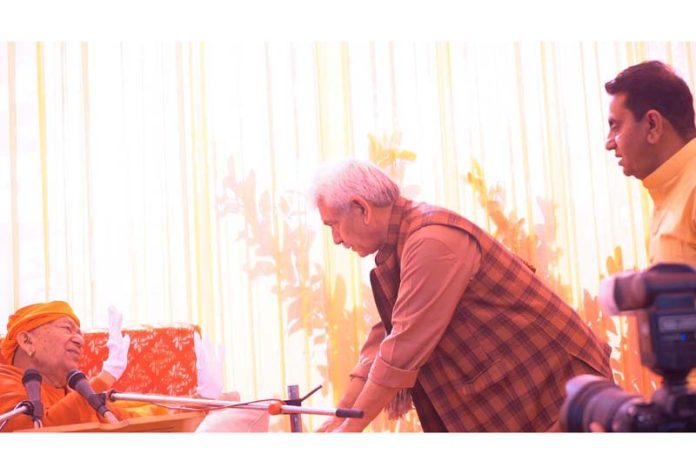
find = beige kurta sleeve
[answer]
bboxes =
[367,225,481,388]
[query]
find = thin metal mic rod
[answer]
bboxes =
[108,392,269,410]
[0,405,29,424]
[108,392,363,418]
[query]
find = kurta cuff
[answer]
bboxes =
[368,354,419,388]
[349,358,373,379]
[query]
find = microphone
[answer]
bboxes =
[21,369,44,428]
[598,263,696,313]
[66,369,119,424]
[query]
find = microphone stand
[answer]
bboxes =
[106,384,363,431]
[287,384,302,432]
[0,401,43,429]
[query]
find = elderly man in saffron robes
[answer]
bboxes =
[0,301,141,431]
[0,301,269,432]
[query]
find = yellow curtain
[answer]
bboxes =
[1,41,695,431]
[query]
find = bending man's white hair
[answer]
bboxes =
[310,159,400,211]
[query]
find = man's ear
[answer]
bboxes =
[645,109,664,144]
[351,196,372,223]
[15,332,35,356]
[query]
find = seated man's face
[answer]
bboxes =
[28,317,84,380]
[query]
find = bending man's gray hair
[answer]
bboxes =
[310,159,400,211]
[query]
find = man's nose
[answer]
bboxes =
[72,332,84,348]
[331,227,342,245]
[605,133,616,151]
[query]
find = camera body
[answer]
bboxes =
[560,263,696,432]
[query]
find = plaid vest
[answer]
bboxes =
[370,198,612,431]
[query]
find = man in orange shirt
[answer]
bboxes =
[0,301,134,431]
[604,60,696,391]
[605,60,696,266]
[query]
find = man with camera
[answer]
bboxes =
[561,65,696,431]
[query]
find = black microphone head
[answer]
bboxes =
[22,368,44,423]
[64,369,111,419]
[66,369,87,390]
[22,368,42,385]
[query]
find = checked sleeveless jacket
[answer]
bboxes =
[369,198,612,431]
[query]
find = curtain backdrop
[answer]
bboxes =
[2,41,694,431]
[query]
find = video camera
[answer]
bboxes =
[559,263,696,432]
